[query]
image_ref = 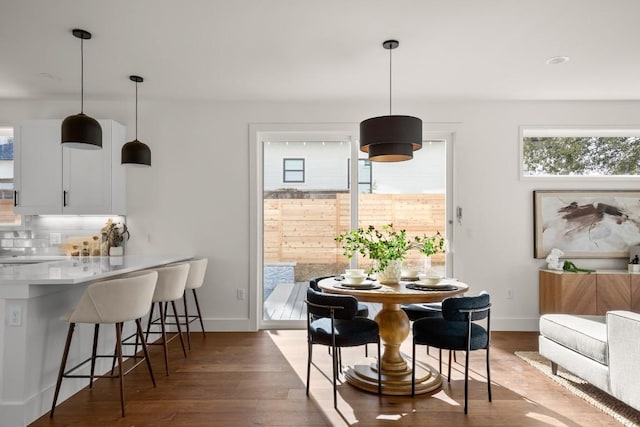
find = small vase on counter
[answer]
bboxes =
[109,246,124,257]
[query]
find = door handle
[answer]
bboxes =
[63,190,68,207]
[13,190,18,207]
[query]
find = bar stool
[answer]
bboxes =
[50,270,158,418]
[145,262,190,375]
[175,258,208,349]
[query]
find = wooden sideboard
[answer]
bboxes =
[539,269,640,315]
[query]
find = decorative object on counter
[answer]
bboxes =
[359,40,422,162]
[335,224,445,284]
[121,75,151,166]
[91,235,100,256]
[629,255,640,273]
[61,29,102,150]
[562,261,595,273]
[101,219,130,256]
[545,248,565,270]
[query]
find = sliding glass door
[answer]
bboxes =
[258,130,451,329]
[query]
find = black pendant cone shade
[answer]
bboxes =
[121,75,151,166]
[359,40,422,162]
[360,115,422,162]
[121,139,151,166]
[61,29,102,149]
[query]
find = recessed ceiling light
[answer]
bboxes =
[545,56,570,65]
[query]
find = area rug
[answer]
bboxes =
[515,351,640,427]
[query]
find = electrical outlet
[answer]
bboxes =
[7,304,22,326]
[237,289,245,300]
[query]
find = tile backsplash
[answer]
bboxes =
[0,215,125,256]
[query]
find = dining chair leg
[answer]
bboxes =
[89,324,99,388]
[486,347,492,402]
[332,343,338,409]
[464,347,470,414]
[171,300,188,358]
[306,341,312,396]
[158,302,170,375]
[115,323,126,417]
[438,348,442,373]
[182,291,191,350]
[136,318,156,387]
[447,350,452,382]
[411,340,416,397]
[50,323,75,418]
[111,323,123,375]
[192,289,206,338]
[377,339,381,395]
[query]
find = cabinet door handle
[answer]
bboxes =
[63,190,68,207]
[13,190,18,207]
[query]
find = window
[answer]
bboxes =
[283,158,305,183]
[347,158,372,193]
[0,127,21,226]
[521,127,640,178]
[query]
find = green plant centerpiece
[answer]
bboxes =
[335,224,445,284]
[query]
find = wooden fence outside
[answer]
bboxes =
[264,193,446,266]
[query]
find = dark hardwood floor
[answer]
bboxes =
[31,330,623,426]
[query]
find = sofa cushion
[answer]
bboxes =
[539,314,607,365]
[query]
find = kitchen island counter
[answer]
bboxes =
[0,254,193,427]
[0,254,193,298]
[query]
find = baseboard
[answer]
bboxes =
[492,316,539,332]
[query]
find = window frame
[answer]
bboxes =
[0,127,21,227]
[282,157,305,183]
[519,125,640,181]
[347,158,372,193]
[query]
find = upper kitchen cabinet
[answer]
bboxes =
[13,119,126,215]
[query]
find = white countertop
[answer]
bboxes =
[0,254,193,298]
[0,256,68,264]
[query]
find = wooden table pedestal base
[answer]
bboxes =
[345,360,442,396]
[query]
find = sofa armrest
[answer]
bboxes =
[606,310,640,411]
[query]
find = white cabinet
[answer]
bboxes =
[14,119,126,215]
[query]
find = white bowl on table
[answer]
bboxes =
[417,274,444,286]
[343,272,367,284]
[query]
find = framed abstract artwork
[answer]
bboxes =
[533,190,640,259]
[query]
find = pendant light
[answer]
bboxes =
[360,40,422,162]
[121,75,151,166]
[61,29,102,149]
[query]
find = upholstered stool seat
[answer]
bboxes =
[50,270,158,418]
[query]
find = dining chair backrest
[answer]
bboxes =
[185,258,208,290]
[306,288,358,320]
[152,263,190,302]
[442,293,491,322]
[308,276,334,292]
[69,271,158,324]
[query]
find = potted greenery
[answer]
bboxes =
[335,224,445,284]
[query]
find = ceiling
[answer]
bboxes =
[1,0,639,104]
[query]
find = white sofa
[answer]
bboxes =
[539,310,640,412]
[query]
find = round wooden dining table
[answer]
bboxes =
[318,276,468,395]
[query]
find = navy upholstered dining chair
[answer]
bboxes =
[305,287,381,408]
[411,293,492,414]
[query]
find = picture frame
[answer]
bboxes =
[533,190,640,259]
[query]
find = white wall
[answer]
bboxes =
[1,98,638,331]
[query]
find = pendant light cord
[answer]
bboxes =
[80,37,84,114]
[135,81,138,140]
[389,45,392,115]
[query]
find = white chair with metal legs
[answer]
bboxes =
[50,270,158,418]
[145,263,190,375]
